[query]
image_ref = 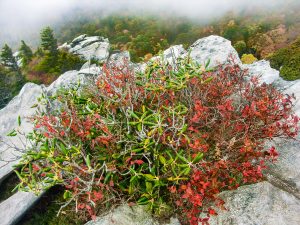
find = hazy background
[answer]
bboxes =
[0,0,296,48]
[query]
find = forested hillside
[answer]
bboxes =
[54,4,300,63]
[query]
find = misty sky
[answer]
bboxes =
[0,0,291,47]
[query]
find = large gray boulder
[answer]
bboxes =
[189,35,241,68]
[59,35,110,62]
[85,205,180,225]
[209,182,300,225]
[0,83,43,183]
[0,191,39,225]
[136,45,187,73]
[243,60,280,84]
[151,45,187,66]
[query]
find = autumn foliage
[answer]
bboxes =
[14,56,298,224]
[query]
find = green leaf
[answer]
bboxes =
[59,143,68,155]
[29,163,33,173]
[104,172,112,184]
[192,153,203,164]
[180,124,188,133]
[146,181,153,193]
[128,110,140,120]
[137,196,149,205]
[14,170,23,181]
[159,155,166,165]
[86,154,91,169]
[137,123,142,132]
[30,103,38,108]
[202,77,214,84]
[143,174,156,181]
[7,129,17,137]
[205,59,211,69]
[176,152,189,163]
[11,183,21,193]
[18,116,21,126]
[63,190,72,199]
[181,167,191,176]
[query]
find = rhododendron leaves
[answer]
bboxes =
[12,58,298,225]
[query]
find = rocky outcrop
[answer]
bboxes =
[85,205,180,225]
[189,35,241,67]
[209,182,300,225]
[0,83,43,183]
[0,191,39,225]
[151,45,187,66]
[243,60,280,84]
[58,34,110,62]
[0,35,299,225]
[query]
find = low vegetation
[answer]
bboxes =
[268,37,300,80]
[241,54,258,64]
[0,65,24,108]
[12,56,298,224]
[0,27,85,108]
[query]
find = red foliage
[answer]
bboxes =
[30,60,298,224]
[169,64,298,224]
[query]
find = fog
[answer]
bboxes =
[0,0,295,48]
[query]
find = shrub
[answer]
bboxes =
[241,54,258,64]
[0,65,25,108]
[233,40,247,57]
[13,56,298,224]
[25,51,85,83]
[269,37,300,81]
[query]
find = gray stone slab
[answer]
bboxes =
[0,191,39,225]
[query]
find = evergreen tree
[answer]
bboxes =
[39,27,59,71]
[0,44,18,70]
[19,40,33,67]
[40,27,58,55]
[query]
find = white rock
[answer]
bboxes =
[266,77,300,190]
[209,182,300,225]
[0,191,39,225]
[189,35,241,68]
[85,205,180,225]
[0,83,43,183]
[71,34,87,45]
[79,65,102,76]
[46,70,85,94]
[150,45,187,67]
[243,60,280,84]
[109,51,131,65]
[80,61,91,70]
[57,42,70,51]
[59,35,110,62]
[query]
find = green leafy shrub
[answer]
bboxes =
[0,65,25,108]
[233,40,247,57]
[269,38,300,80]
[29,50,85,75]
[241,54,258,64]
[13,56,298,224]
